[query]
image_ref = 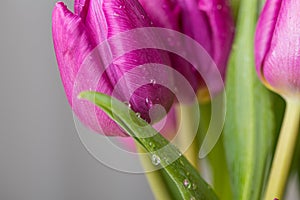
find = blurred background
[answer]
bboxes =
[0,1,299,200]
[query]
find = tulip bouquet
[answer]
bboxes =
[52,0,300,199]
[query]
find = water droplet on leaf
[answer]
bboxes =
[151,154,161,166]
[124,101,131,109]
[183,179,191,188]
[135,112,141,118]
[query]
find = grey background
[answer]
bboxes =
[0,1,153,200]
[0,0,299,200]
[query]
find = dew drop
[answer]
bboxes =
[135,112,141,118]
[217,4,223,10]
[183,179,191,188]
[113,12,120,17]
[151,154,161,166]
[141,14,145,19]
[145,97,153,107]
[124,101,131,108]
[149,142,156,149]
[150,79,156,85]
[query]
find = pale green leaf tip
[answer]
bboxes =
[77,91,99,100]
[77,91,89,100]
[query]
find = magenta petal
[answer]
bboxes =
[52,2,93,104]
[76,0,108,45]
[178,0,212,55]
[103,0,152,36]
[138,0,182,30]
[74,0,87,15]
[52,2,126,136]
[100,0,174,122]
[198,0,234,78]
[53,1,175,136]
[254,0,282,79]
[263,0,300,95]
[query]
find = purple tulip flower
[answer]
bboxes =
[255,0,300,98]
[139,0,234,94]
[52,0,174,136]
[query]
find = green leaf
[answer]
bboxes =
[223,0,276,199]
[230,0,241,23]
[78,91,219,200]
[199,102,233,200]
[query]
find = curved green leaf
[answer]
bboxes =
[223,0,276,199]
[78,91,218,200]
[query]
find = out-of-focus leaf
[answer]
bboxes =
[79,91,219,200]
[230,0,241,23]
[199,102,233,200]
[223,0,276,199]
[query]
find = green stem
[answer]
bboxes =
[264,98,300,200]
[135,142,172,200]
[175,104,199,169]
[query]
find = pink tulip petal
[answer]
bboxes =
[52,2,93,104]
[100,0,174,122]
[138,0,181,30]
[74,0,87,15]
[75,0,108,45]
[178,0,212,55]
[263,0,300,95]
[255,0,282,79]
[52,2,126,136]
[198,0,234,78]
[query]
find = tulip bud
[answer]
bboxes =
[255,0,300,99]
[52,0,174,136]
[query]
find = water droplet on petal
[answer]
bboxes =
[145,97,153,108]
[150,79,156,85]
[141,14,145,19]
[151,154,161,166]
[113,12,120,17]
